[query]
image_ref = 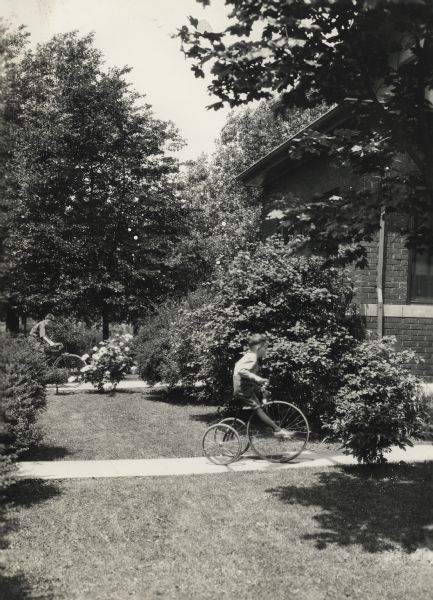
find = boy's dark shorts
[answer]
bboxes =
[233,393,261,409]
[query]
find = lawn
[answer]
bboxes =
[2,463,433,600]
[22,389,219,461]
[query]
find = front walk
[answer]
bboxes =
[17,443,433,480]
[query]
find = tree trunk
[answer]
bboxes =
[21,315,27,333]
[102,309,110,340]
[6,309,19,334]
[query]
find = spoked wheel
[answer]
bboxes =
[202,423,242,465]
[247,401,309,463]
[219,417,250,455]
[53,353,86,390]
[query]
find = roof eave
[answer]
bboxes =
[236,103,352,187]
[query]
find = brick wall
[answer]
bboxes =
[349,240,378,304]
[363,316,433,381]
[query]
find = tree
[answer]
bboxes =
[173,100,325,288]
[0,22,29,332]
[179,0,433,259]
[3,32,186,337]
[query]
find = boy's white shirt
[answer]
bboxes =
[234,351,265,383]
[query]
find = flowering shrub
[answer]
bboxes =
[80,334,134,391]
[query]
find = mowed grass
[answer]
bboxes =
[2,463,433,600]
[23,390,218,461]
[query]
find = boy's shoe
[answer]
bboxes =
[273,428,295,439]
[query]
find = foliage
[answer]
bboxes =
[2,31,188,332]
[44,367,69,387]
[137,236,423,462]
[0,335,47,455]
[173,101,326,289]
[418,391,433,441]
[133,298,185,385]
[138,236,359,412]
[170,237,358,414]
[180,0,433,257]
[322,337,425,463]
[0,22,29,326]
[46,317,102,355]
[81,334,134,391]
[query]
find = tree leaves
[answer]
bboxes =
[179,1,433,250]
[2,31,186,323]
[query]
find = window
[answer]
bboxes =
[410,251,433,302]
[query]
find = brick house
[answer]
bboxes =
[237,105,433,382]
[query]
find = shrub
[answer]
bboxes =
[0,335,47,455]
[137,236,424,463]
[81,334,134,391]
[169,237,359,416]
[322,337,425,463]
[133,299,183,385]
[44,367,69,386]
[417,391,433,441]
[46,317,102,355]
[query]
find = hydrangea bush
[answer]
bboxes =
[81,334,134,391]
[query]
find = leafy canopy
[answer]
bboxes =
[179,0,433,256]
[3,31,187,324]
[174,100,325,287]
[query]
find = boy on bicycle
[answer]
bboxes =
[233,334,292,438]
[30,314,61,351]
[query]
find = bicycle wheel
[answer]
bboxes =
[202,423,242,465]
[219,417,250,455]
[247,401,309,463]
[53,354,86,388]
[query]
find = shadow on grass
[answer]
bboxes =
[188,411,221,425]
[19,444,73,461]
[141,387,219,408]
[0,571,52,600]
[267,462,433,553]
[1,479,60,599]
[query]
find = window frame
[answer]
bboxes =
[408,247,433,304]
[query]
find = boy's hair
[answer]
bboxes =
[44,313,55,320]
[247,333,267,348]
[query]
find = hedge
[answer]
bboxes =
[0,335,48,484]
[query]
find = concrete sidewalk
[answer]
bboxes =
[16,443,433,480]
[49,378,151,393]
